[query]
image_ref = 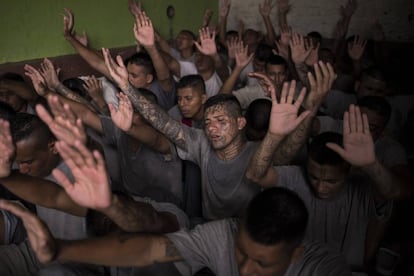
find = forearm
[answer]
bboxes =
[64,36,110,79]
[212,53,230,83]
[219,66,243,94]
[361,160,409,200]
[121,83,187,150]
[262,16,277,45]
[126,124,171,154]
[145,45,173,87]
[54,83,94,109]
[57,234,177,267]
[246,133,284,184]
[293,63,310,87]
[272,115,314,165]
[278,11,288,28]
[0,171,85,216]
[218,16,228,47]
[100,195,178,233]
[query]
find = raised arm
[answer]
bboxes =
[82,76,110,115]
[289,32,312,85]
[326,105,412,200]
[259,0,277,45]
[53,140,179,233]
[0,120,15,178]
[218,0,232,47]
[102,48,187,151]
[195,27,230,82]
[0,199,182,267]
[245,77,309,187]
[62,8,110,79]
[133,12,174,93]
[271,61,336,165]
[109,92,171,154]
[219,40,254,94]
[277,0,291,28]
[347,35,366,79]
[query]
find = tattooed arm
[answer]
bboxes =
[102,48,188,151]
[0,199,183,266]
[245,76,309,187]
[272,62,336,165]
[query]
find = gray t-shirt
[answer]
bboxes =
[276,166,392,268]
[167,219,351,276]
[176,127,261,220]
[101,117,183,208]
[38,161,88,240]
[149,80,177,111]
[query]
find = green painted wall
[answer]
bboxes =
[0,0,218,64]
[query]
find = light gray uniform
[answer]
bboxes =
[177,126,261,220]
[167,219,352,276]
[276,166,392,269]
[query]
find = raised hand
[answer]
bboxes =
[39,58,60,91]
[74,30,88,47]
[82,75,103,99]
[277,0,291,14]
[259,0,275,17]
[248,71,276,97]
[53,140,112,211]
[0,120,14,178]
[133,11,155,48]
[304,38,320,66]
[35,95,87,146]
[194,27,218,57]
[279,25,292,47]
[24,64,48,96]
[234,41,254,69]
[109,92,133,131]
[289,32,312,64]
[128,0,143,17]
[62,8,75,38]
[226,36,240,59]
[0,199,56,264]
[268,80,310,137]
[326,104,376,167]
[202,9,214,27]
[340,0,357,19]
[305,61,336,112]
[347,35,366,61]
[102,48,129,90]
[220,0,231,18]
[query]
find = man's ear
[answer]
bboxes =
[146,74,154,85]
[48,140,58,154]
[201,94,207,105]
[237,117,247,130]
[290,246,305,263]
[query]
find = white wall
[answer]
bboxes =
[222,0,414,42]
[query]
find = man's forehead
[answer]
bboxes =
[204,104,229,117]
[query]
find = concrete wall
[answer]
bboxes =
[222,0,414,42]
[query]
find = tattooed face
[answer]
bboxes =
[204,104,241,150]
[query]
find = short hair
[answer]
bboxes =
[177,74,206,94]
[243,187,308,247]
[254,43,274,62]
[226,30,239,38]
[266,54,288,68]
[357,95,392,124]
[0,72,25,82]
[62,78,91,101]
[204,94,242,118]
[245,99,271,141]
[136,87,158,104]
[179,29,196,41]
[10,113,55,147]
[307,31,322,44]
[308,132,346,166]
[360,66,386,83]
[124,52,155,76]
[0,102,17,121]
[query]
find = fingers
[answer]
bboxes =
[325,142,346,158]
[0,199,30,219]
[52,168,74,192]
